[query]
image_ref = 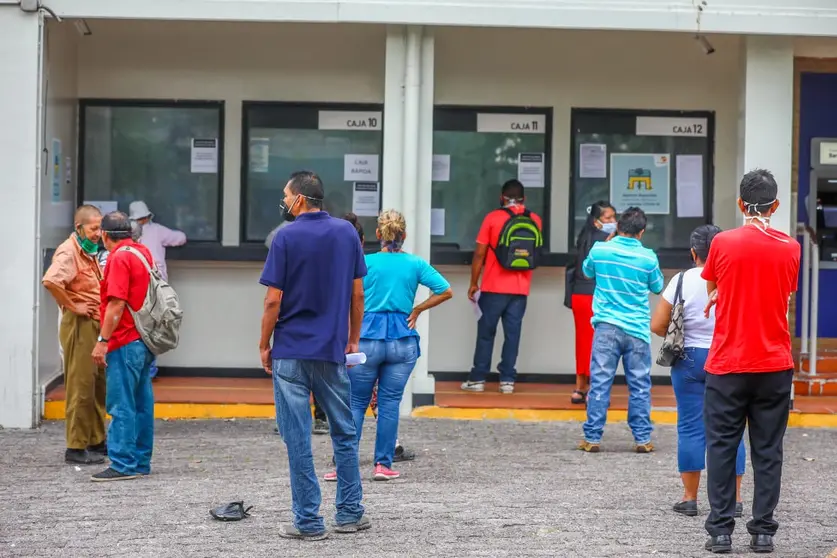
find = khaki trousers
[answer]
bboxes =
[59,310,106,449]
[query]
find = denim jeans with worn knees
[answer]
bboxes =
[273,358,364,533]
[349,337,419,468]
[106,340,155,476]
[583,323,653,445]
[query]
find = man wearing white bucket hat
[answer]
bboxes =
[128,200,187,380]
[128,201,187,282]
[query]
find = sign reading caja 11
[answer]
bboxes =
[318,111,382,131]
[635,116,708,137]
[477,113,546,134]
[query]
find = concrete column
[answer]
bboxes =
[0,11,42,428]
[737,36,794,234]
[382,25,406,212]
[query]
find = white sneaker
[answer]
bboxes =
[499,382,515,394]
[460,380,485,392]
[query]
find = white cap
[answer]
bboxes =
[128,200,153,220]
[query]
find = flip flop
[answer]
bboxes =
[570,390,587,404]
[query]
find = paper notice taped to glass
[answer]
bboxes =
[517,153,544,188]
[344,154,380,182]
[579,144,607,178]
[431,208,445,236]
[432,154,450,182]
[470,290,482,320]
[675,155,704,218]
[352,182,380,217]
[191,138,218,174]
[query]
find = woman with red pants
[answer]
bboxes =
[569,201,616,404]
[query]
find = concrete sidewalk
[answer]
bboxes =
[1,419,835,557]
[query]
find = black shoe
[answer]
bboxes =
[65,449,105,465]
[312,419,329,435]
[393,444,416,463]
[87,441,107,455]
[673,500,698,517]
[90,467,138,482]
[734,502,743,518]
[705,535,732,553]
[749,534,774,553]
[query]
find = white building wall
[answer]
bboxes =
[0,11,42,428]
[73,21,742,378]
[39,21,80,386]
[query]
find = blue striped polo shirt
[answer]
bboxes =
[581,236,664,343]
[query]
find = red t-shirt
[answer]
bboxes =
[100,240,154,352]
[476,206,543,296]
[701,225,800,374]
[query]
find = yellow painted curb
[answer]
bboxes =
[411,406,837,429]
[42,401,375,421]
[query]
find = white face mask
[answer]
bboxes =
[743,199,790,243]
[600,222,617,235]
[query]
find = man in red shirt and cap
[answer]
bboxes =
[701,169,800,554]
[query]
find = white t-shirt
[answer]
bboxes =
[662,267,715,349]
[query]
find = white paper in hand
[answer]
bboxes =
[345,352,367,366]
[470,290,482,321]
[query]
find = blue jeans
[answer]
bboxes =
[349,338,418,468]
[273,358,364,534]
[149,358,158,379]
[672,347,746,475]
[105,340,155,475]
[469,293,527,383]
[583,323,653,444]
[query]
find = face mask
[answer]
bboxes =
[600,222,617,235]
[743,199,776,228]
[280,195,300,222]
[75,230,99,255]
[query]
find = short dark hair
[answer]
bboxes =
[343,212,365,242]
[101,211,132,240]
[740,169,778,215]
[690,224,722,262]
[501,179,524,200]
[288,171,324,209]
[617,206,647,236]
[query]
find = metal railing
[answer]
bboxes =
[798,223,820,376]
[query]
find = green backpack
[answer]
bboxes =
[493,208,543,271]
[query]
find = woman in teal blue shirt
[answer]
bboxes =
[330,209,452,482]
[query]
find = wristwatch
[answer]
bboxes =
[97,335,109,343]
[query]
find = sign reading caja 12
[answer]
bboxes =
[635,116,708,137]
[477,113,546,134]
[318,111,382,131]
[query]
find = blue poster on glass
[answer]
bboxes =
[609,153,670,215]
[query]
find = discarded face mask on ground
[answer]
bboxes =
[210,501,253,521]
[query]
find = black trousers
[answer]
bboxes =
[704,369,793,537]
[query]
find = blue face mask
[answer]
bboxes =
[600,222,617,235]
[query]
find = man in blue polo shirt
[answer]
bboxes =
[259,171,369,540]
[577,206,664,454]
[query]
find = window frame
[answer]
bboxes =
[77,98,226,244]
[239,101,385,246]
[567,107,716,259]
[430,104,554,266]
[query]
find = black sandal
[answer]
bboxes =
[570,390,587,404]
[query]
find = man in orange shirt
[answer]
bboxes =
[42,204,107,465]
[461,179,543,395]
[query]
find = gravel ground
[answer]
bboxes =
[0,418,835,558]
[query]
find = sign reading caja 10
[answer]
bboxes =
[635,116,708,137]
[318,111,382,131]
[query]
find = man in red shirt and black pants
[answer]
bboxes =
[91,211,156,482]
[701,169,800,554]
[461,179,542,395]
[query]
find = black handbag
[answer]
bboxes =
[656,271,686,367]
[564,264,576,309]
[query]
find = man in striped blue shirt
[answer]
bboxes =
[577,207,664,453]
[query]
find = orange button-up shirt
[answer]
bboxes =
[42,234,103,321]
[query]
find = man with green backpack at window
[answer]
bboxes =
[461,179,543,395]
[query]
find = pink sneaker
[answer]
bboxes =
[373,464,400,481]
[323,470,337,482]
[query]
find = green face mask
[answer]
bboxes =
[76,231,100,255]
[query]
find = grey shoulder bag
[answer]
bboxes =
[656,271,686,367]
